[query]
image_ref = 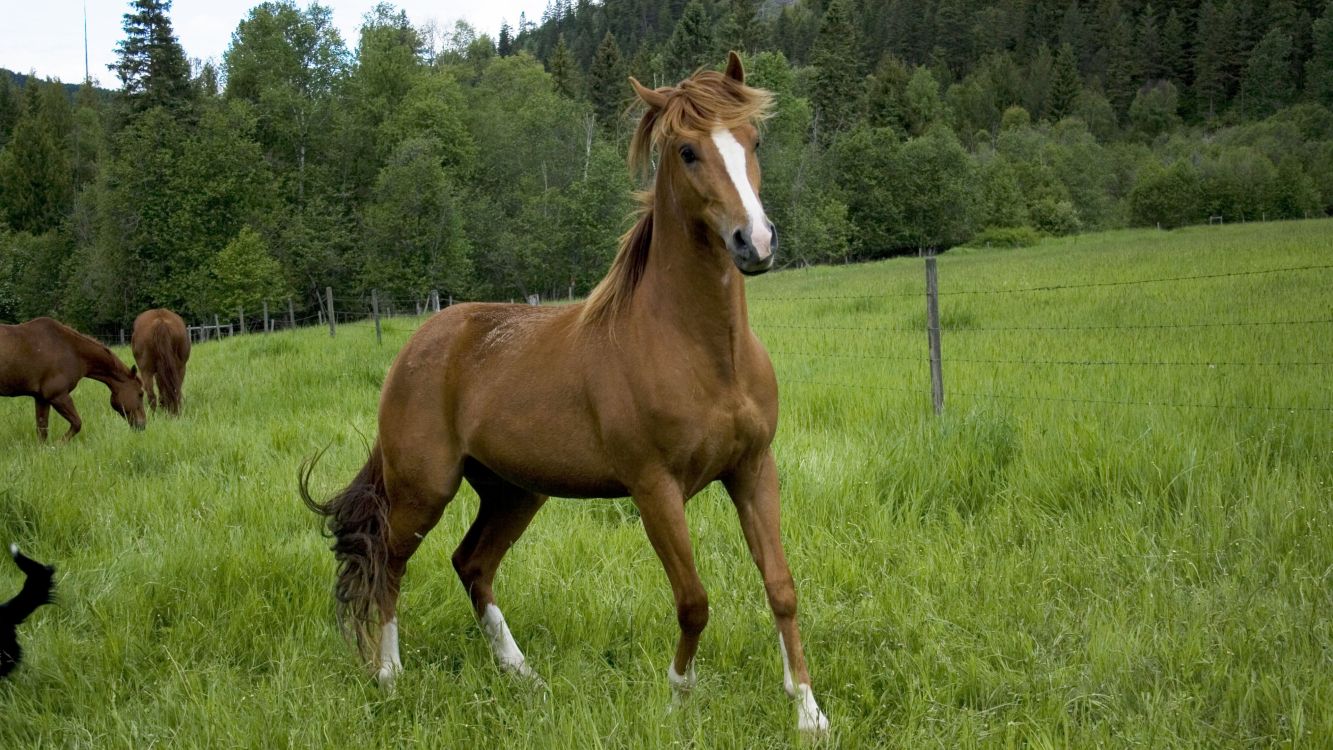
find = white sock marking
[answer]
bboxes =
[668,658,697,691]
[711,128,772,259]
[376,617,402,688]
[481,604,537,678]
[779,633,830,732]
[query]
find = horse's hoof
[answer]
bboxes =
[375,664,401,691]
[794,685,830,736]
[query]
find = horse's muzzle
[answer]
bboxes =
[729,223,777,276]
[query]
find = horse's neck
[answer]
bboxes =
[67,332,124,384]
[631,192,749,355]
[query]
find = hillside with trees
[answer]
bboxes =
[1,0,1331,330]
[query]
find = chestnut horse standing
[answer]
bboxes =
[131,308,191,415]
[302,54,828,733]
[0,317,146,441]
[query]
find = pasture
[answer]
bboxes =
[1,219,1330,747]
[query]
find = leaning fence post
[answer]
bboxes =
[326,286,336,337]
[371,289,382,345]
[287,297,295,330]
[925,255,944,416]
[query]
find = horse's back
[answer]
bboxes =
[132,308,189,362]
[0,318,76,396]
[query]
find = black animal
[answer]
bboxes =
[1,544,55,677]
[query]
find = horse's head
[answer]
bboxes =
[630,52,775,276]
[111,365,147,430]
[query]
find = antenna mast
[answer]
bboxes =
[84,0,90,83]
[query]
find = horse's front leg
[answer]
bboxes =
[48,393,82,442]
[634,480,708,696]
[724,451,829,735]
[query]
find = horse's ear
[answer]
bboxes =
[725,51,745,84]
[629,77,668,110]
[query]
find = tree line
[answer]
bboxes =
[1,0,1331,330]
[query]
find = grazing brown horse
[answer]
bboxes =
[0,317,146,441]
[302,53,828,733]
[131,308,191,415]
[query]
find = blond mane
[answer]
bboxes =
[579,68,773,328]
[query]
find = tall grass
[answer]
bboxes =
[1,220,1330,747]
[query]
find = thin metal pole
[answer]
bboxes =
[372,289,382,345]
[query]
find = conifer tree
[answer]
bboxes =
[1160,8,1188,84]
[1240,28,1294,117]
[1194,0,1238,118]
[809,0,864,141]
[1049,43,1082,121]
[664,1,715,80]
[499,22,514,57]
[1138,5,1163,81]
[111,0,193,114]
[588,31,626,130]
[0,81,73,234]
[1308,1,1333,106]
[549,34,582,99]
[1103,9,1140,114]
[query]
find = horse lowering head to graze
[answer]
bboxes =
[131,308,191,416]
[0,317,146,441]
[301,52,829,734]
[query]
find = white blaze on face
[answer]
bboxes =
[711,127,772,260]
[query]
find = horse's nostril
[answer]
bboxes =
[732,229,746,249]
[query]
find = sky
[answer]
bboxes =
[0,1,549,87]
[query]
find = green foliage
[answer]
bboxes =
[663,1,714,81]
[963,225,1041,248]
[0,81,73,234]
[206,226,287,314]
[588,32,626,130]
[1130,159,1200,228]
[1242,29,1295,118]
[1129,81,1181,137]
[904,66,945,136]
[548,35,581,99]
[1048,44,1081,122]
[808,0,863,140]
[111,0,194,114]
[1309,2,1333,106]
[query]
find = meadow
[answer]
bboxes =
[1,219,1330,748]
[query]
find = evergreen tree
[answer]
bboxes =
[0,82,73,234]
[866,54,911,134]
[1308,2,1333,106]
[1058,2,1092,73]
[588,32,626,130]
[809,0,864,141]
[1024,44,1055,120]
[664,1,715,80]
[1129,80,1180,136]
[110,0,194,114]
[499,22,514,57]
[1194,1,1238,118]
[1160,8,1188,85]
[549,34,582,99]
[933,0,972,75]
[1103,9,1140,114]
[0,75,19,150]
[1048,43,1082,121]
[1240,29,1294,118]
[1138,5,1163,81]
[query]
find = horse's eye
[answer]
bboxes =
[680,145,698,165]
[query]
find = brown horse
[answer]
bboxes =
[301,53,828,733]
[131,308,191,415]
[0,317,146,441]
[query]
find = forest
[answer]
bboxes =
[0,0,1331,330]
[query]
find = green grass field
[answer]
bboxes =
[2,220,1330,748]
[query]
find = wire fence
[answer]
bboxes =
[755,257,1333,416]
[83,258,1333,416]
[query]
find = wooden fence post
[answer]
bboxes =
[262,300,270,333]
[287,297,295,330]
[326,286,336,337]
[238,307,246,334]
[119,328,125,346]
[925,255,944,416]
[214,314,222,341]
[431,289,440,312]
[372,289,382,345]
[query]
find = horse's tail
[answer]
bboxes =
[152,323,183,414]
[299,442,391,664]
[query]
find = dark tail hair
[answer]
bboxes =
[152,324,183,415]
[299,443,390,664]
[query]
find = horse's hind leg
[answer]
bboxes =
[33,398,50,442]
[377,441,464,687]
[453,463,547,680]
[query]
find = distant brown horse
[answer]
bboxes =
[0,317,146,441]
[302,53,828,733]
[131,308,190,415]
